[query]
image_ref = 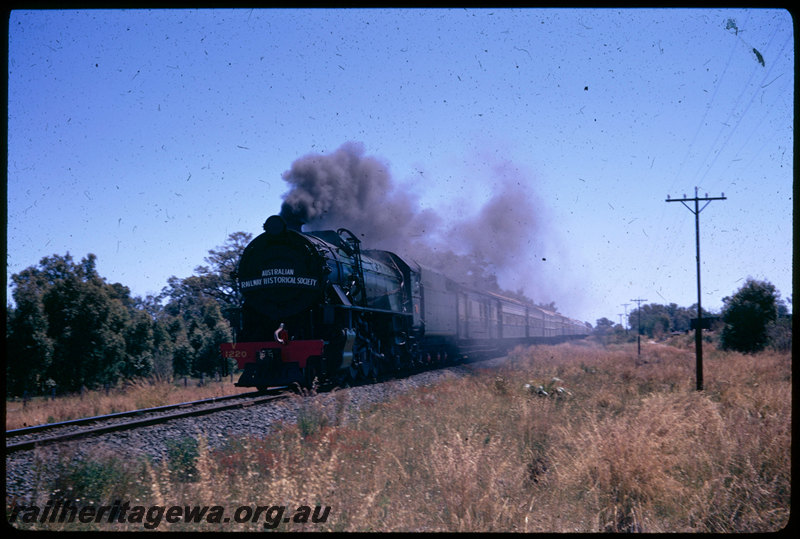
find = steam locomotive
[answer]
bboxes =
[221,214,589,390]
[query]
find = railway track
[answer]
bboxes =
[6,354,505,454]
[5,390,289,452]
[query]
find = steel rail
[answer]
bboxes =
[6,392,288,452]
[6,390,273,437]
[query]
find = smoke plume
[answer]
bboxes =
[279,141,554,304]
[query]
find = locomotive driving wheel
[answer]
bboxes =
[388,344,405,374]
[348,345,366,382]
[361,354,373,378]
[350,341,376,380]
[388,333,409,375]
[349,321,383,382]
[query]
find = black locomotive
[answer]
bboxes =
[221,214,588,390]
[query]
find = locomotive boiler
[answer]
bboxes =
[221,214,589,390]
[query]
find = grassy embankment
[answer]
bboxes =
[8,340,791,532]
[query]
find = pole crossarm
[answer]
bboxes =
[665,186,726,391]
[667,195,727,214]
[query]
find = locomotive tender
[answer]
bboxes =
[221,214,588,390]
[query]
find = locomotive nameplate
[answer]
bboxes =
[240,268,318,289]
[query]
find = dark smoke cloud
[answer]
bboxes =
[279,142,555,304]
[280,142,440,251]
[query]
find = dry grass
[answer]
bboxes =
[11,341,791,532]
[5,377,253,430]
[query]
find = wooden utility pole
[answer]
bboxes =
[666,187,726,391]
[630,298,647,361]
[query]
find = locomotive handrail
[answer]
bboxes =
[331,303,413,317]
[337,227,367,307]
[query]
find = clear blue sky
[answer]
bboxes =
[7,8,793,325]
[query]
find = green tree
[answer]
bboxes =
[175,231,251,325]
[7,232,252,395]
[158,233,248,375]
[40,255,139,391]
[593,317,615,336]
[766,313,792,352]
[122,308,156,379]
[162,316,193,378]
[6,292,54,396]
[628,302,712,338]
[628,304,668,338]
[664,303,692,332]
[149,315,176,380]
[6,253,155,395]
[720,278,782,353]
[187,302,232,376]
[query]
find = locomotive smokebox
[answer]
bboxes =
[238,216,325,320]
